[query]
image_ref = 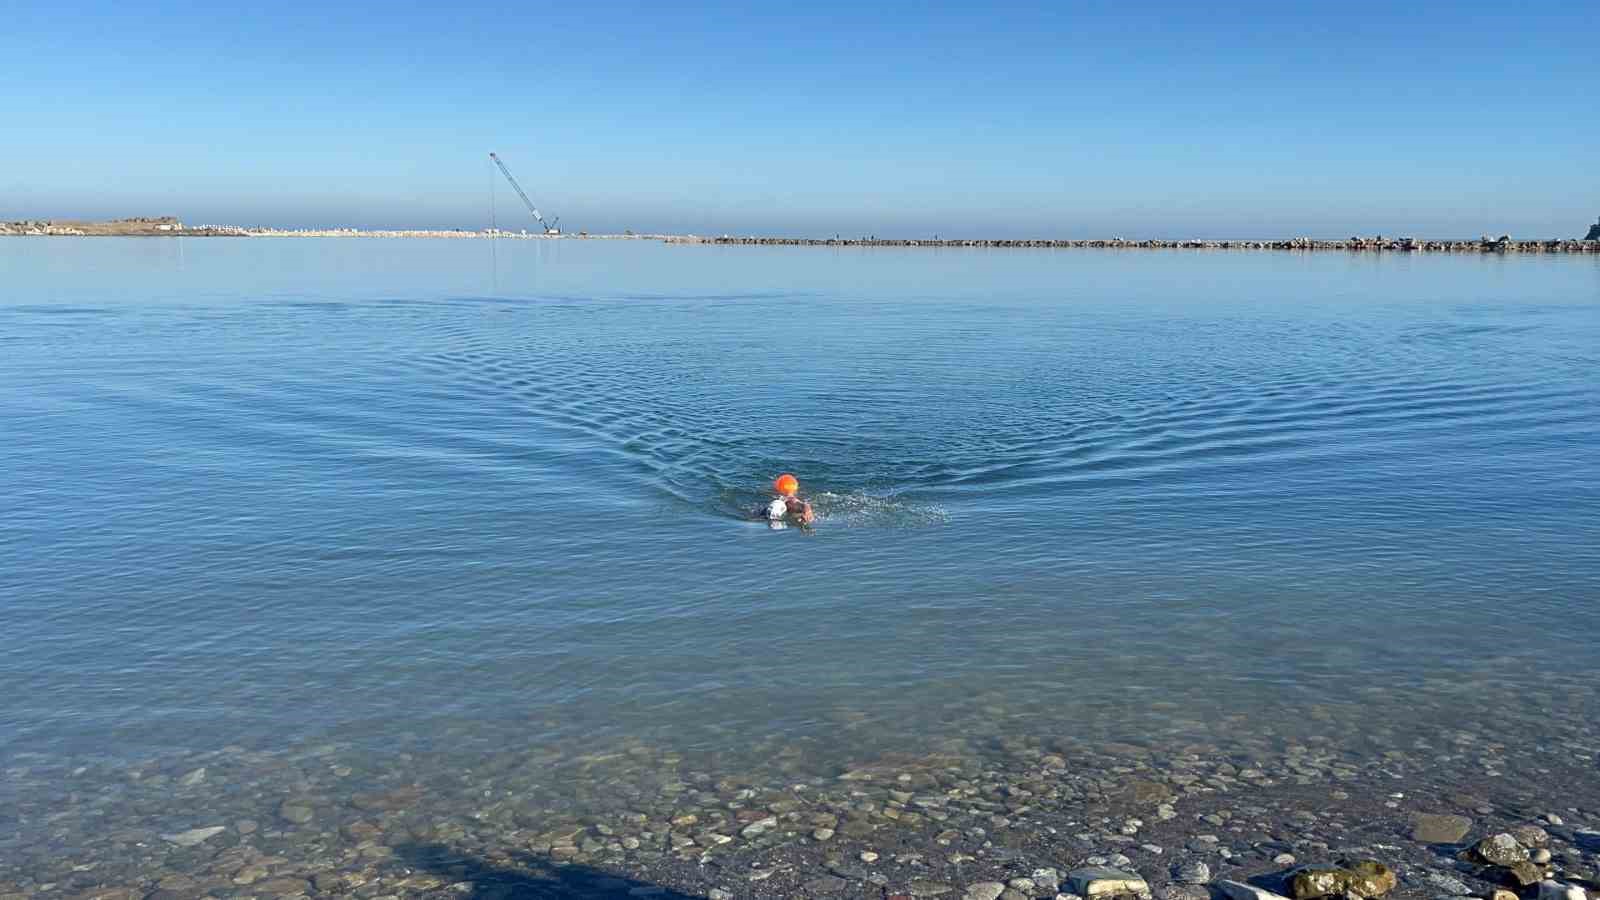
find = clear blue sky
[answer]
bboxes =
[3,2,1595,237]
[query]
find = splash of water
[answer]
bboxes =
[805,489,949,528]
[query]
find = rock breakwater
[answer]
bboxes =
[675,235,1600,253]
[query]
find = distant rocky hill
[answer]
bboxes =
[1586,217,1600,241]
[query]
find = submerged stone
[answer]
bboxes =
[159,826,226,847]
[1067,867,1150,899]
[1412,813,1473,844]
[1217,881,1293,900]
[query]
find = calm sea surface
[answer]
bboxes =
[3,238,1599,772]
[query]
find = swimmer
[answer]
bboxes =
[762,473,815,528]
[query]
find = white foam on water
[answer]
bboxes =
[807,490,949,528]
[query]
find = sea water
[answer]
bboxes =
[2,237,1599,776]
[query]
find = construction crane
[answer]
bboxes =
[489,152,560,235]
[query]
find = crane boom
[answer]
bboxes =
[489,152,559,234]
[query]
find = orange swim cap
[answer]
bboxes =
[774,473,799,496]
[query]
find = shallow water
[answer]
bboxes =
[2,238,1599,775]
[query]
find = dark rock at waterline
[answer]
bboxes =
[1412,813,1473,843]
[1288,860,1397,899]
[1498,861,1546,888]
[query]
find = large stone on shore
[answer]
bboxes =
[1067,868,1150,899]
[964,884,1005,900]
[160,826,226,847]
[1471,834,1531,867]
[1288,861,1396,899]
[1412,813,1473,843]
[1216,880,1293,900]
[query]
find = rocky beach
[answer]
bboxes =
[6,682,1600,900]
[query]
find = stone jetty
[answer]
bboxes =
[675,234,1600,253]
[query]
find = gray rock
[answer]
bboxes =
[803,875,847,894]
[1066,868,1149,899]
[1424,873,1472,896]
[708,891,733,900]
[1533,849,1552,865]
[908,882,955,897]
[1472,834,1530,867]
[1513,825,1550,848]
[1032,869,1061,892]
[1173,862,1211,885]
[160,826,226,847]
[278,801,314,825]
[965,884,1005,900]
[1413,814,1473,844]
[740,816,777,838]
[1217,881,1293,900]
[1538,882,1588,900]
[177,767,206,787]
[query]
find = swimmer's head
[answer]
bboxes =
[774,473,799,497]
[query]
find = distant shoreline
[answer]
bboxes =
[5,220,1599,253]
